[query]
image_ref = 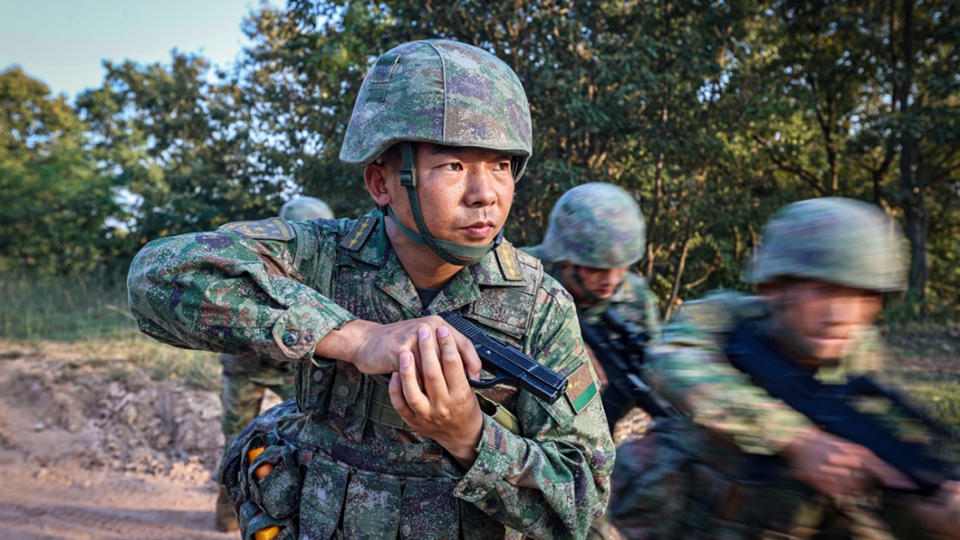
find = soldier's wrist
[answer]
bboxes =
[313,318,373,363]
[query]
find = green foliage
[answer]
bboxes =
[0,67,122,275]
[76,53,288,253]
[2,0,959,321]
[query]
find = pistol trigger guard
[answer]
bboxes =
[469,373,510,390]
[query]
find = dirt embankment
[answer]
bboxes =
[0,343,235,540]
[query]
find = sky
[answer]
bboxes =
[0,0,284,102]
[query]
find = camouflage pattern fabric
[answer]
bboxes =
[524,246,661,540]
[339,40,533,180]
[127,210,615,540]
[219,353,297,461]
[279,196,334,221]
[533,183,645,269]
[607,292,932,540]
[747,197,907,292]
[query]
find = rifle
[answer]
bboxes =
[724,320,959,495]
[579,309,680,428]
[435,311,568,404]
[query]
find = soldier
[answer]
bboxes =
[607,197,960,539]
[128,40,614,540]
[522,183,661,540]
[214,196,335,532]
[522,183,660,387]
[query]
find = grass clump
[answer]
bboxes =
[1,267,222,391]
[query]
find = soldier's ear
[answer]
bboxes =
[364,162,393,206]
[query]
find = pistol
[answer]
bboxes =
[434,311,567,404]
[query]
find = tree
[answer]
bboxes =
[77,52,288,251]
[0,67,121,275]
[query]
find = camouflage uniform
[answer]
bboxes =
[129,40,614,540]
[219,196,335,456]
[522,183,661,540]
[215,196,336,532]
[607,198,932,540]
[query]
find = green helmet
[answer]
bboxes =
[339,40,532,266]
[748,197,907,292]
[541,183,646,269]
[279,196,334,221]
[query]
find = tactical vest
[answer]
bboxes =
[222,214,543,540]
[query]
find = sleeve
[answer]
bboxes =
[648,326,814,456]
[452,283,616,539]
[127,221,357,362]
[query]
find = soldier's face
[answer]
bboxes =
[766,280,883,361]
[561,263,630,306]
[367,143,515,248]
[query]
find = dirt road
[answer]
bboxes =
[0,343,236,540]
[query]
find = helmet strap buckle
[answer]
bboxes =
[399,142,417,187]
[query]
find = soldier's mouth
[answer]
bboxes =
[461,221,496,239]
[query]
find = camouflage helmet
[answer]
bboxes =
[339,39,533,180]
[748,197,907,292]
[541,183,646,269]
[279,196,334,221]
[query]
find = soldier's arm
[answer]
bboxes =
[452,283,616,540]
[127,220,356,362]
[648,331,815,455]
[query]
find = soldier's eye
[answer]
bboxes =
[494,161,511,172]
[442,162,463,171]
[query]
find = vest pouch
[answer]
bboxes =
[342,469,402,538]
[249,444,303,520]
[239,500,299,540]
[399,477,459,540]
[299,452,351,539]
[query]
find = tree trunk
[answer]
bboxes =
[897,0,927,313]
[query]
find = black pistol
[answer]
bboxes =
[435,311,567,404]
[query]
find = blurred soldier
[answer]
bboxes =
[608,197,960,539]
[522,182,660,386]
[129,40,614,540]
[215,196,334,532]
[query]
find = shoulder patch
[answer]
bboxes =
[219,217,294,241]
[339,216,377,252]
[565,362,598,414]
[495,243,524,282]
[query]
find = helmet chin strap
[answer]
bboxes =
[381,142,502,267]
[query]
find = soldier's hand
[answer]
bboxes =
[388,324,483,469]
[316,316,482,380]
[785,428,916,498]
[908,480,960,540]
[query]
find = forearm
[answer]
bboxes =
[651,342,814,455]
[128,232,355,361]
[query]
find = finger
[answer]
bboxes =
[398,351,430,415]
[417,324,449,402]
[450,328,483,380]
[437,325,470,393]
[388,371,414,420]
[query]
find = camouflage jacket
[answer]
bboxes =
[651,291,891,458]
[607,292,928,540]
[128,210,615,539]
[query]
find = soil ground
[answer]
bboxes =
[0,324,956,540]
[0,342,272,540]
